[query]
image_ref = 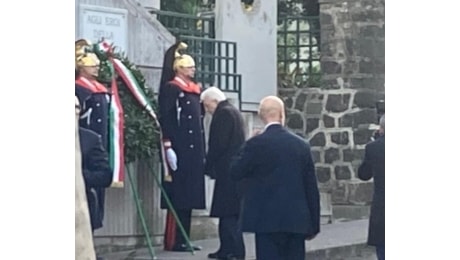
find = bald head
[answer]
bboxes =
[258,96,285,125]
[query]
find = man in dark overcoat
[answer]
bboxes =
[158,42,206,252]
[78,125,113,231]
[358,115,385,260]
[76,97,112,260]
[75,39,112,228]
[201,87,246,260]
[230,96,320,260]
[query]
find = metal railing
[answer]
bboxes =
[150,9,242,106]
[178,36,242,107]
[149,8,215,38]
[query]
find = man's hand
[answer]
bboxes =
[166,148,178,171]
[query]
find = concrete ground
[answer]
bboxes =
[100,219,377,260]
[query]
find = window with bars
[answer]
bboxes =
[149,9,242,105]
[179,35,241,96]
[277,0,321,88]
[149,8,215,38]
[277,16,321,88]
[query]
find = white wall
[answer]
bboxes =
[215,0,278,112]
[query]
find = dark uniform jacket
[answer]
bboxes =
[75,76,111,150]
[158,77,206,210]
[79,127,113,231]
[358,135,385,246]
[230,124,320,237]
[75,76,112,224]
[205,100,246,217]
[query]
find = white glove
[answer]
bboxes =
[166,148,178,171]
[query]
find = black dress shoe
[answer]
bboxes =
[208,251,223,259]
[218,254,245,260]
[171,244,191,252]
[171,243,202,252]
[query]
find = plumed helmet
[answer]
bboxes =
[159,41,197,88]
[173,42,195,69]
[75,39,100,69]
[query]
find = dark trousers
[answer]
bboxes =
[376,245,385,260]
[218,216,245,257]
[174,209,192,246]
[255,232,305,260]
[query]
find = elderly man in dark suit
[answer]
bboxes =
[230,96,320,260]
[358,115,385,260]
[201,87,246,260]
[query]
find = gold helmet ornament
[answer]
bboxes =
[75,39,100,69]
[173,42,195,70]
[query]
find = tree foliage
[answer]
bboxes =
[160,0,202,14]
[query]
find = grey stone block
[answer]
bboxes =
[306,118,320,135]
[354,89,377,109]
[320,78,341,89]
[286,112,304,130]
[316,166,332,183]
[326,94,351,112]
[331,182,348,204]
[325,148,340,164]
[306,102,323,115]
[323,114,335,128]
[353,128,375,145]
[359,60,375,74]
[349,77,385,90]
[312,150,322,164]
[283,96,294,109]
[339,109,377,128]
[348,182,374,205]
[310,132,326,147]
[343,61,359,76]
[331,181,373,205]
[335,165,352,180]
[343,148,365,162]
[331,132,349,145]
[360,25,384,38]
[322,61,342,74]
[295,93,307,111]
[320,12,333,26]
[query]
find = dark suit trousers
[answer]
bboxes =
[174,209,192,246]
[218,216,245,257]
[255,232,305,260]
[376,245,385,260]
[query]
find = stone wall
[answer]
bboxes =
[279,0,384,222]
